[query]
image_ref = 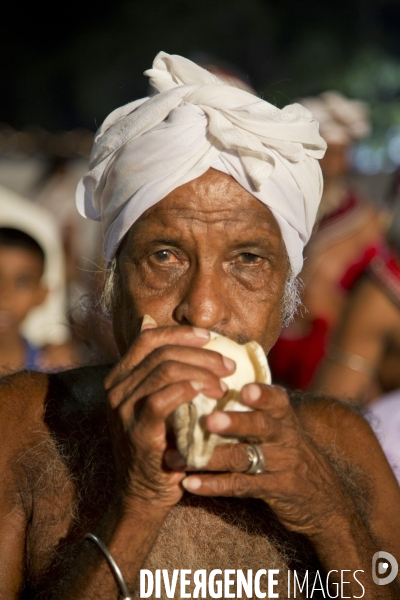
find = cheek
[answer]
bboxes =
[111,274,141,352]
[125,265,182,315]
[241,290,284,351]
[113,266,182,352]
[139,261,185,292]
[226,270,287,350]
[10,291,38,320]
[262,297,285,352]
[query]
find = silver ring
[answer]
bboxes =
[245,444,265,475]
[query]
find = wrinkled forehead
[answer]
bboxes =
[123,169,285,249]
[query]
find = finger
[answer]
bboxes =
[127,381,199,447]
[189,443,300,474]
[205,409,280,442]
[105,326,211,389]
[111,344,235,404]
[110,360,229,410]
[182,472,270,498]
[241,383,292,420]
[186,443,250,472]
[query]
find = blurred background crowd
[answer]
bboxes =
[1,0,399,477]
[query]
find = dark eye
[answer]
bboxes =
[238,253,261,264]
[154,250,170,262]
[151,250,180,264]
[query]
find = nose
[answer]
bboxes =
[174,264,231,329]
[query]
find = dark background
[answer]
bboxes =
[3,0,400,135]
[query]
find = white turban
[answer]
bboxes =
[300,91,370,145]
[77,52,326,275]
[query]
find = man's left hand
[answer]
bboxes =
[166,383,352,539]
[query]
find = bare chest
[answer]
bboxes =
[134,500,310,599]
[26,475,314,599]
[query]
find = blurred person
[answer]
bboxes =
[269,91,387,390]
[34,156,119,364]
[33,156,101,298]
[312,248,400,402]
[311,169,400,488]
[312,162,400,400]
[0,186,77,372]
[0,227,48,373]
[313,167,400,403]
[0,53,399,599]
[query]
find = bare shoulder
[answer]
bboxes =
[290,390,364,432]
[0,364,109,433]
[291,391,400,555]
[0,366,113,598]
[0,371,52,597]
[290,390,392,468]
[0,370,50,453]
[0,364,113,475]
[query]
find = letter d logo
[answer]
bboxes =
[372,551,398,585]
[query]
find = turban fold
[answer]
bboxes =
[77,51,327,275]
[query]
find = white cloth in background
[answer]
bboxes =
[300,91,370,145]
[77,51,327,276]
[0,185,68,345]
[367,389,400,484]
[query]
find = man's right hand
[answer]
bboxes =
[104,325,234,512]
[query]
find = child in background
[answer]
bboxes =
[0,227,49,374]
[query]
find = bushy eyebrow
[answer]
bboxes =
[129,236,182,251]
[228,238,276,249]
[148,237,182,246]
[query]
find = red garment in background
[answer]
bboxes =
[340,245,380,290]
[268,319,329,390]
[269,191,382,390]
[269,246,380,390]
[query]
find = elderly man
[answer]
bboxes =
[0,53,399,600]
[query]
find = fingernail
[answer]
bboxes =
[193,327,210,339]
[222,356,236,371]
[243,383,262,402]
[182,477,202,491]
[220,380,228,392]
[208,411,231,431]
[190,380,204,392]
